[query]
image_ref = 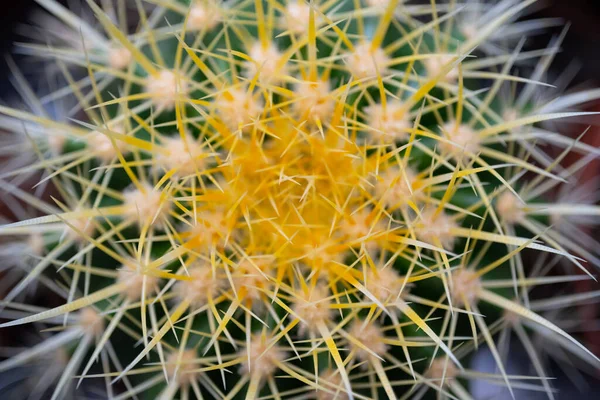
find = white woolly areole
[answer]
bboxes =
[496,191,526,224]
[215,89,263,133]
[156,136,207,176]
[188,209,231,248]
[188,2,220,31]
[426,357,459,383]
[165,350,199,386]
[374,167,417,208]
[108,47,132,70]
[145,70,188,110]
[414,208,457,250]
[345,42,390,79]
[175,264,223,306]
[366,0,399,9]
[450,269,481,307]
[364,266,406,303]
[365,101,410,142]
[349,320,389,362]
[440,122,480,157]
[117,266,159,301]
[503,309,521,325]
[292,285,334,335]
[293,79,336,123]
[460,23,478,42]
[27,233,46,256]
[65,211,95,242]
[503,108,519,123]
[86,124,129,162]
[123,184,170,224]
[283,3,313,34]
[79,307,104,336]
[316,369,350,400]
[302,242,344,268]
[244,42,287,83]
[423,54,459,83]
[233,259,273,302]
[44,131,67,155]
[240,334,286,378]
[338,209,385,251]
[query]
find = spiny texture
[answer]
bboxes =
[1,0,600,399]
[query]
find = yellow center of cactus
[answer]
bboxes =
[2,1,598,399]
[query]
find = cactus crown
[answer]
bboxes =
[1,0,600,399]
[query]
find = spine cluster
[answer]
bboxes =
[1,0,600,399]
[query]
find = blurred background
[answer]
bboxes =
[1,1,600,399]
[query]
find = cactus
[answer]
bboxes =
[1,0,600,399]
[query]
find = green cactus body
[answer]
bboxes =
[1,1,600,399]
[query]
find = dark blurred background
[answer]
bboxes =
[527,0,600,85]
[1,1,600,398]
